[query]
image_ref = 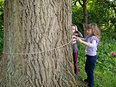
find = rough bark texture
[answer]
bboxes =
[1,0,76,87]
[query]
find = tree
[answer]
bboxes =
[72,0,88,36]
[78,0,87,36]
[87,0,116,32]
[72,0,116,32]
[1,0,76,87]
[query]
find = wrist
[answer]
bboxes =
[80,39,83,43]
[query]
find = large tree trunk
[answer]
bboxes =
[1,0,76,87]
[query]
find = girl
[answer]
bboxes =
[76,23,100,87]
[72,24,83,77]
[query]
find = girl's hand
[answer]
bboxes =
[72,35,76,38]
[77,37,91,46]
[75,25,78,31]
[77,37,82,42]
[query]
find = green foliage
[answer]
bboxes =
[0,0,4,52]
[77,32,116,87]
[72,0,116,32]
[87,0,116,32]
[72,5,83,32]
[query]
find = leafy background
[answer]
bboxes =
[0,0,3,53]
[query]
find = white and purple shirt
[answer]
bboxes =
[83,36,98,56]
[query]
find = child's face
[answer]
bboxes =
[72,26,76,33]
[87,29,92,36]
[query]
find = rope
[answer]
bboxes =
[3,39,72,55]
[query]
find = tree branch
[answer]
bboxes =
[74,0,78,5]
[78,0,83,7]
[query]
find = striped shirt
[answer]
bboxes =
[72,31,83,52]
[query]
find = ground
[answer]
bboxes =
[76,78,88,87]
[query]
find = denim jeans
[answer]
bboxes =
[85,55,97,87]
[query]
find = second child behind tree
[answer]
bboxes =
[72,24,83,77]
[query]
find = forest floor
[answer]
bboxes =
[75,78,88,87]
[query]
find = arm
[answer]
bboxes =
[75,36,84,40]
[79,39,90,46]
[78,31,83,38]
[75,31,83,38]
[77,37,97,47]
[72,36,85,42]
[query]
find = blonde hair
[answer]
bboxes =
[87,23,101,43]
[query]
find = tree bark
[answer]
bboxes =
[82,0,87,37]
[1,0,76,87]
